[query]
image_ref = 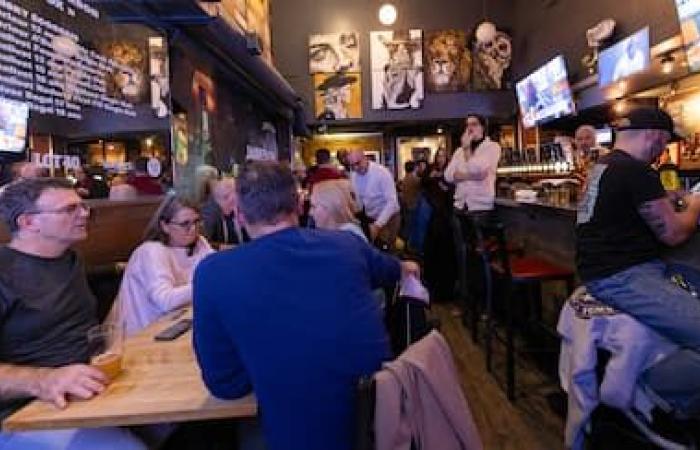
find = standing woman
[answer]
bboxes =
[113,195,213,335]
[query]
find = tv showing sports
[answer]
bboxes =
[515,55,576,129]
[0,98,29,156]
[598,27,650,86]
[675,0,700,71]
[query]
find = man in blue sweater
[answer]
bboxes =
[193,161,417,450]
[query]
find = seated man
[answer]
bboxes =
[0,178,145,450]
[201,177,249,249]
[193,162,418,450]
[576,107,700,414]
[305,148,344,192]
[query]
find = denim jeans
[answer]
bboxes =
[586,260,700,416]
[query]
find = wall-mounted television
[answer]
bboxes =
[598,27,650,86]
[596,127,613,146]
[675,0,700,72]
[0,98,29,162]
[515,55,576,129]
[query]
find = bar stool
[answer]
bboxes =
[476,221,575,401]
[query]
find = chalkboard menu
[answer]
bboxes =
[0,0,170,138]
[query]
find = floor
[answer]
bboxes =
[434,304,566,450]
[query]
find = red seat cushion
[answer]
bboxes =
[492,256,573,281]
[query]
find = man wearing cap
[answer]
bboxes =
[316,73,357,121]
[576,107,700,413]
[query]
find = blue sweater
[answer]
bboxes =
[193,227,399,450]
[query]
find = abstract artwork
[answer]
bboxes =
[313,72,362,120]
[424,30,471,93]
[309,32,360,73]
[370,29,423,110]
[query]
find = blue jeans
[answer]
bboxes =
[586,260,700,416]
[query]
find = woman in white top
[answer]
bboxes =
[114,194,213,335]
[444,114,502,217]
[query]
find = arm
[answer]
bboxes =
[193,265,251,399]
[638,195,700,246]
[0,364,106,409]
[464,142,502,181]
[443,149,463,183]
[140,245,193,313]
[373,172,401,228]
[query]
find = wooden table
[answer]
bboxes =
[2,310,257,432]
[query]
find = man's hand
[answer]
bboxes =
[369,224,380,241]
[35,365,107,409]
[400,260,421,279]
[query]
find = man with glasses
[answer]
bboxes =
[346,149,400,248]
[0,178,145,450]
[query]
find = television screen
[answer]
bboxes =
[598,27,650,86]
[0,98,29,155]
[596,127,613,145]
[515,55,576,129]
[675,0,700,71]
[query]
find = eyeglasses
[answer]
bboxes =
[28,202,91,216]
[168,218,201,230]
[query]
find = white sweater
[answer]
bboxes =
[350,161,400,227]
[115,236,213,335]
[444,138,501,211]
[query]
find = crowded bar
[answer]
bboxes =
[1,0,700,449]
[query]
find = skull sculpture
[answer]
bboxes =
[473,31,512,90]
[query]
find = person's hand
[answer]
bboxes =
[35,365,107,409]
[369,224,380,241]
[400,260,421,279]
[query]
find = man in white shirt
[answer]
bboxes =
[612,36,646,82]
[347,150,401,247]
[444,115,502,216]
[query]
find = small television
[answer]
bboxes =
[596,127,613,146]
[598,27,650,87]
[0,97,29,162]
[515,55,576,129]
[675,0,700,72]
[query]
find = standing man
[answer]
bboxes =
[306,148,344,192]
[444,114,502,223]
[346,150,401,246]
[193,161,418,450]
[576,107,700,414]
[0,178,145,450]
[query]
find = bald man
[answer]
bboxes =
[346,150,400,247]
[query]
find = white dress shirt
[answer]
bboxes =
[350,161,400,227]
[114,236,213,335]
[444,137,501,211]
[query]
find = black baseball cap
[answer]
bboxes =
[614,107,683,141]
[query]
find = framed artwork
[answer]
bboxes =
[309,32,360,73]
[313,72,361,120]
[424,30,471,92]
[472,30,512,90]
[370,29,424,110]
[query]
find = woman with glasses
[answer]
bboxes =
[112,195,213,335]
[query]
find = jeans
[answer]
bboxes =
[586,260,700,416]
[0,427,146,450]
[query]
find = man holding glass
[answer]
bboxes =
[0,178,144,450]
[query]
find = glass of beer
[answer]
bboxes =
[87,323,124,382]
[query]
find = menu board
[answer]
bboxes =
[0,0,169,137]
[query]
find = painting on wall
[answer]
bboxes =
[101,40,148,103]
[246,0,272,64]
[370,29,424,110]
[472,29,512,90]
[314,72,362,120]
[308,32,360,73]
[424,30,471,93]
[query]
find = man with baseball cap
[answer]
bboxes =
[576,106,700,414]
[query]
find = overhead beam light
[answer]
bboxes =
[378,3,397,26]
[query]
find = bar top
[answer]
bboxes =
[495,197,577,215]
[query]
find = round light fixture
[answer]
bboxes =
[476,21,497,43]
[378,3,397,26]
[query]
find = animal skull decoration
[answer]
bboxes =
[473,30,512,90]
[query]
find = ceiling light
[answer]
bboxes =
[378,3,397,26]
[661,55,675,75]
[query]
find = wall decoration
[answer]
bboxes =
[424,30,471,93]
[148,37,170,118]
[101,40,148,103]
[370,29,424,110]
[314,72,362,120]
[308,32,360,73]
[246,0,272,64]
[472,29,512,90]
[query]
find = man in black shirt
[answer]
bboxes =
[0,179,144,450]
[576,108,700,414]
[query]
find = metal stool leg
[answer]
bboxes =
[506,282,516,401]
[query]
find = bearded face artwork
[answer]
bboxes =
[472,30,512,90]
[314,72,361,120]
[425,30,471,93]
[370,29,424,110]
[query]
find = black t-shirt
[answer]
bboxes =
[0,247,97,421]
[576,150,667,282]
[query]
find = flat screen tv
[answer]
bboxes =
[0,97,29,162]
[515,55,576,129]
[675,0,700,71]
[598,27,651,87]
